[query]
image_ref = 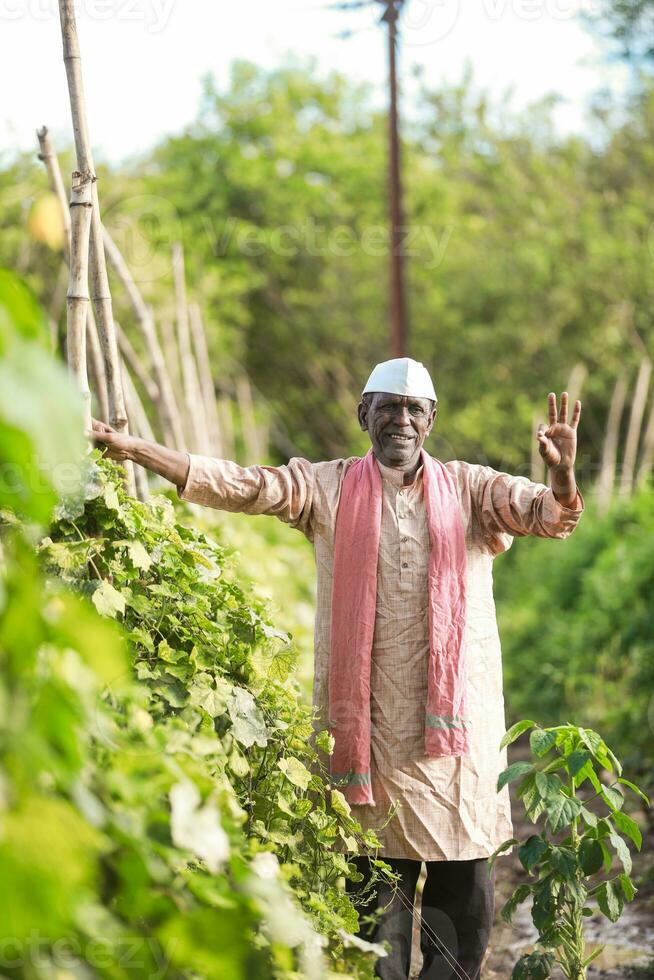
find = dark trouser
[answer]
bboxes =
[345,856,495,980]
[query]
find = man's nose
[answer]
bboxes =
[393,405,412,425]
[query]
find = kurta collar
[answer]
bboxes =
[375,455,424,489]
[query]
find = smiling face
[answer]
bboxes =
[358,391,437,471]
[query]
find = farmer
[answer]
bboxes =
[92,356,584,980]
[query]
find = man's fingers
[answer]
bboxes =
[547,392,557,426]
[559,391,568,425]
[570,399,582,430]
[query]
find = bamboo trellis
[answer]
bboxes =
[66,169,94,435]
[57,0,135,493]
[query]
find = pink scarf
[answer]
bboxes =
[328,447,469,805]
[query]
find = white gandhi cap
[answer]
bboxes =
[362,357,437,403]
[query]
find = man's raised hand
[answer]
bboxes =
[536,392,581,471]
[91,418,133,462]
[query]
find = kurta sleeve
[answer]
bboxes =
[464,462,585,556]
[176,453,316,538]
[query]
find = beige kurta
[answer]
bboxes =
[178,452,584,861]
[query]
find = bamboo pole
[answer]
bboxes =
[159,314,183,407]
[189,301,222,456]
[37,126,110,423]
[67,170,94,435]
[596,370,628,516]
[86,311,110,421]
[103,228,186,451]
[49,259,69,341]
[217,395,235,461]
[57,0,134,493]
[619,356,652,497]
[37,126,71,259]
[116,321,160,407]
[121,362,150,502]
[565,362,587,418]
[636,393,654,488]
[236,375,263,464]
[171,242,210,454]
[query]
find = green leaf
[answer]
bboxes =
[501,883,531,924]
[315,729,335,755]
[278,757,311,791]
[124,540,152,571]
[616,778,650,807]
[529,728,557,757]
[549,845,577,880]
[618,873,637,902]
[579,838,604,876]
[601,783,625,812]
[543,794,582,834]
[611,810,642,850]
[500,719,536,750]
[91,581,126,619]
[518,835,549,873]
[531,877,556,931]
[535,771,563,798]
[596,879,623,923]
[582,946,605,968]
[566,750,591,777]
[609,832,632,875]
[511,951,555,980]
[330,788,352,820]
[227,687,268,748]
[578,728,602,756]
[489,838,518,869]
[580,806,598,828]
[497,762,534,792]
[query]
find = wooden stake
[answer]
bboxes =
[103,228,186,451]
[121,361,151,502]
[172,242,210,454]
[116,321,160,407]
[636,393,654,489]
[37,127,110,424]
[189,301,222,456]
[67,169,94,435]
[217,395,235,461]
[597,370,628,516]
[86,308,110,422]
[236,375,263,464]
[619,356,652,497]
[159,314,183,406]
[57,0,134,493]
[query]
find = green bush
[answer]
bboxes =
[494,491,654,790]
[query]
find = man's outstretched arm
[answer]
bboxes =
[91,419,190,490]
[90,419,315,535]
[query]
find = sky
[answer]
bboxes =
[0,0,630,167]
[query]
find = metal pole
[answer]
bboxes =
[384,1,408,356]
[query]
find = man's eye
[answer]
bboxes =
[410,406,424,415]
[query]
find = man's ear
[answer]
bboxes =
[426,403,438,436]
[357,400,369,432]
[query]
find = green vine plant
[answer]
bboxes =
[490,720,650,980]
[0,270,403,979]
